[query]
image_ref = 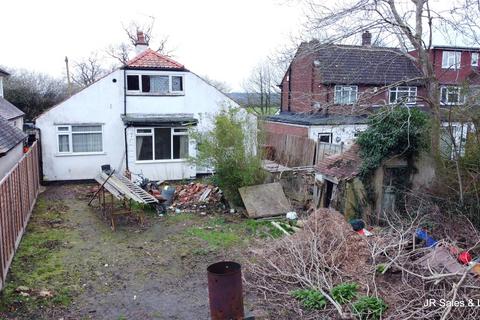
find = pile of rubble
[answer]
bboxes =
[170,182,225,213]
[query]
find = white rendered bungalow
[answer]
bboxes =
[35,33,238,182]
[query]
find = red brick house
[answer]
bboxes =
[266,32,476,149]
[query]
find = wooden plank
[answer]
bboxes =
[239,182,291,218]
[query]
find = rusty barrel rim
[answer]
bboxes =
[207,261,241,276]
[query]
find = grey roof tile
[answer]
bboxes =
[300,43,423,85]
[0,115,26,155]
[0,97,24,120]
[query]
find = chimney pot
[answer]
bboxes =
[135,31,149,54]
[362,31,372,46]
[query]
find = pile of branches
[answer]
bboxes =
[246,207,480,319]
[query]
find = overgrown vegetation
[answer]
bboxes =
[352,296,388,320]
[0,200,77,314]
[331,282,359,304]
[291,289,327,310]
[357,106,430,180]
[192,108,265,205]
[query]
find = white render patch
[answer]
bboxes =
[309,124,368,146]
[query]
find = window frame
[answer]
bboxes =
[334,85,358,105]
[318,133,332,144]
[135,127,189,163]
[440,86,465,105]
[442,51,462,69]
[126,73,185,95]
[388,86,418,105]
[56,124,104,155]
[472,52,479,67]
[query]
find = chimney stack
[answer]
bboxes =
[135,31,149,54]
[362,31,372,46]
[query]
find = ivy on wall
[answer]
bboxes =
[357,106,430,181]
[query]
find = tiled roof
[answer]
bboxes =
[125,49,186,70]
[299,42,423,85]
[0,115,26,156]
[315,144,362,181]
[0,97,24,120]
[266,112,369,126]
[0,67,9,76]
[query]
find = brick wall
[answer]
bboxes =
[263,121,308,137]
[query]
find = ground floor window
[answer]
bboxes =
[440,86,465,105]
[389,86,417,105]
[57,124,103,153]
[135,127,189,161]
[318,133,332,143]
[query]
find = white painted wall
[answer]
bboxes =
[0,76,4,97]
[0,143,23,180]
[36,70,125,181]
[309,124,368,147]
[35,68,239,181]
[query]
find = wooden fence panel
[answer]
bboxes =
[266,132,316,167]
[0,142,40,291]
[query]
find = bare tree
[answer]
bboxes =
[71,53,107,87]
[202,75,232,93]
[243,60,281,115]
[3,68,69,119]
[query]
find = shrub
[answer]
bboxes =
[357,106,430,180]
[331,282,359,304]
[291,288,327,310]
[192,108,265,205]
[352,296,388,320]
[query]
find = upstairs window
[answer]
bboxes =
[334,85,358,105]
[440,86,465,105]
[472,53,479,66]
[127,74,184,94]
[442,51,461,69]
[135,127,189,161]
[389,86,417,105]
[57,125,103,154]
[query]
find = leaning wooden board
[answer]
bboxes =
[239,182,291,218]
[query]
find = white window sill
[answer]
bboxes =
[55,152,106,157]
[135,159,189,164]
[126,92,185,97]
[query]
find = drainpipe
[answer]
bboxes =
[288,67,292,112]
[123,69,129,171]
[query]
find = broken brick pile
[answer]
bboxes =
[171,182,225,213]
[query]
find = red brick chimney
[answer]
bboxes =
[135,31,148,54]
[362,31,372,46]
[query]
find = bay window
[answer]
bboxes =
[136,127,189,161]
[334,85,358,105]
[127,74,184,95]
[389,86,417,105]
[57,125,103,154]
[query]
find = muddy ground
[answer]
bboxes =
[0,184,277,320]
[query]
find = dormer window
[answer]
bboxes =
[127,74,184,95]
[472,53,479,66]
[334,85,358,105]
[442,51,461,69]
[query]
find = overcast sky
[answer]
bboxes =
[0,0,303,91]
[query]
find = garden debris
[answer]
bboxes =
[239,182,291,218]
[171,182,224,213]
[416,244,465,274]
